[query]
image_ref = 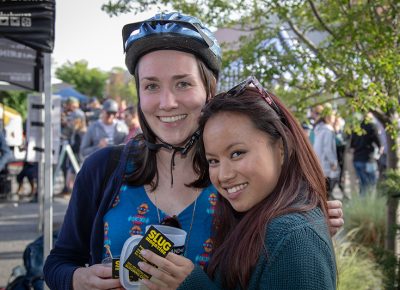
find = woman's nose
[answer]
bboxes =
[218,160,235,182]
[159,89,178,110]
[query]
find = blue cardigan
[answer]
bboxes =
[43,145,130,290]
[178,208,337,290]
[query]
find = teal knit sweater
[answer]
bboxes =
[178,207,336,290]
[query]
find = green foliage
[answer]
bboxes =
[106,67,138,104]
[120,79,137,104]
[342,192,399,289]
[55,60,108,97]
[334,230,383,290]
[102,1,400,135]
[378,169,400,198]
[343,192,386,248]
[372,245,398,290]
[0,90,28,120]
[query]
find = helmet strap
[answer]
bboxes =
[144,130,201,187]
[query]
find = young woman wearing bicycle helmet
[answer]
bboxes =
[43,12,343,290]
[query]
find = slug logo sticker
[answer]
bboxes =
[123,226,174,280]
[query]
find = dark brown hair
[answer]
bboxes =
[124,105,138,116]
[195,87,328,289]
[125,56,217,189]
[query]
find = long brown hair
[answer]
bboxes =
[195,87,328,289]
[125,56,217,189]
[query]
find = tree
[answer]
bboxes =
[55,60,109,97]
[103,0,400,271]
[0,91,28,120]
[106,67,138,104]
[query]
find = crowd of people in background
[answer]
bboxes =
[0,89,387,205]
[0,96,142,201]
[305,103,384,199]
[0,92,387,202]
[58,96,141,196]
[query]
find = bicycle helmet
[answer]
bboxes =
[122,12,222,78]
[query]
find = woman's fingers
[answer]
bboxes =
[141,250,174,272]
[138,250,194,289]
[73,264,122,290]
[166,252,194,268]
[327,200,344,236]
[138,261,176,285]
[327,200,343,214]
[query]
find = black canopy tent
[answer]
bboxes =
[0,0,55,90]
[0,0,56,269]
[0,37,43,91]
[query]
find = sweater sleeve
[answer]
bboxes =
[258,225,337,289]
[43,147,113,290]
[177,266,221,290]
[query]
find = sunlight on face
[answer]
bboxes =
[137,50,207,146]
[204,112,283,212]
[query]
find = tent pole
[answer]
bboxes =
[43,52,53,277]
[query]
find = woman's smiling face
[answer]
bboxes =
[204,111,283,212]
[137,50,207,146]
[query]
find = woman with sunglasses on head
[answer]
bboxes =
[139,77,337,289]
[44,12,341,290]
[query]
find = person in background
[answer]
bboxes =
[64,111,87,195]
[15,123,37,201]
[309,104,324,145]
[0,130,13,172]
[85,97,102,126]
[117,99,127,120]
[0,130,14,198]
[350,112,382,196]
[123,105,141,143]
[138,78,336,290]
[15,161,38,200]
[313,104,340,199]
[44,12,343,290]
[66,96,85,117]
[333,114,347,194]
[80,99,128,159]
[374,116,388,180]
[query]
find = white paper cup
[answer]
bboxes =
[145,225,187,255]
[119,236,160,290]
[119,235,143,290]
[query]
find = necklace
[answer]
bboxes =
[147,186,199,257]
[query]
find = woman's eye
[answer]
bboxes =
[177,81,191,89]
[144,83,158,91]
[232,151,244,158]
[207,159,218,165]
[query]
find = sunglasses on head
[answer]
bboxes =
[224,76,286,123]
[160,215,182,229]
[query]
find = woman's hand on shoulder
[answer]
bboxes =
[138,250,194,290]
[73,264,123,290]
[327,200,344,236]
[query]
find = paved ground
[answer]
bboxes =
[0,197,69,287]
[0,164,69,288]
